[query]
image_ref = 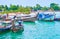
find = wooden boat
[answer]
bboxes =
[20,16,37,22]
[16,13,38,22]
[0,13,24,32]
[0,21,12,32]
[0,19,24,32]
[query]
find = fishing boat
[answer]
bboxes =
[0,18,24,32]
[16,12,38,22]
[43,14,54,21]
[0,21,12,32]
[20,15,37,22]
[37,12,55,21]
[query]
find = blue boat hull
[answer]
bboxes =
[54,18,60,21]
[43,16,54,21]
[37,13,54,21]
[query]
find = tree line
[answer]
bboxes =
[0,3,60,14]
[32,3,60,11]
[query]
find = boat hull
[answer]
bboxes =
[0,26,11,32]
[37,13,54,21]
[43,16,54,21]
[54,18,60,21]
[11,25,24,32]
[21,17,37,22]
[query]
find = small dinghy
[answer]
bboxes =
[0,21,12,32]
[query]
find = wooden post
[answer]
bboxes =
[11,19,15,29]
[11,19,18,32]
[7,14,8,18]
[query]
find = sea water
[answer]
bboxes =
[0,21,60,39]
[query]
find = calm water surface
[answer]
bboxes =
[0,21,60,39]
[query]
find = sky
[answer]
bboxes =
[0,0,60,7]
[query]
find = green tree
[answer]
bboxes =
[18,6,25,12]
[18,6,31,14]
[0,5,4,11]
[4,5,9,11]
[41,6,49,11]
[50,3,60,11]
[33,6,37,11]
[32,4,42,11]
[10,4,18,11]
[36,4,42,10]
